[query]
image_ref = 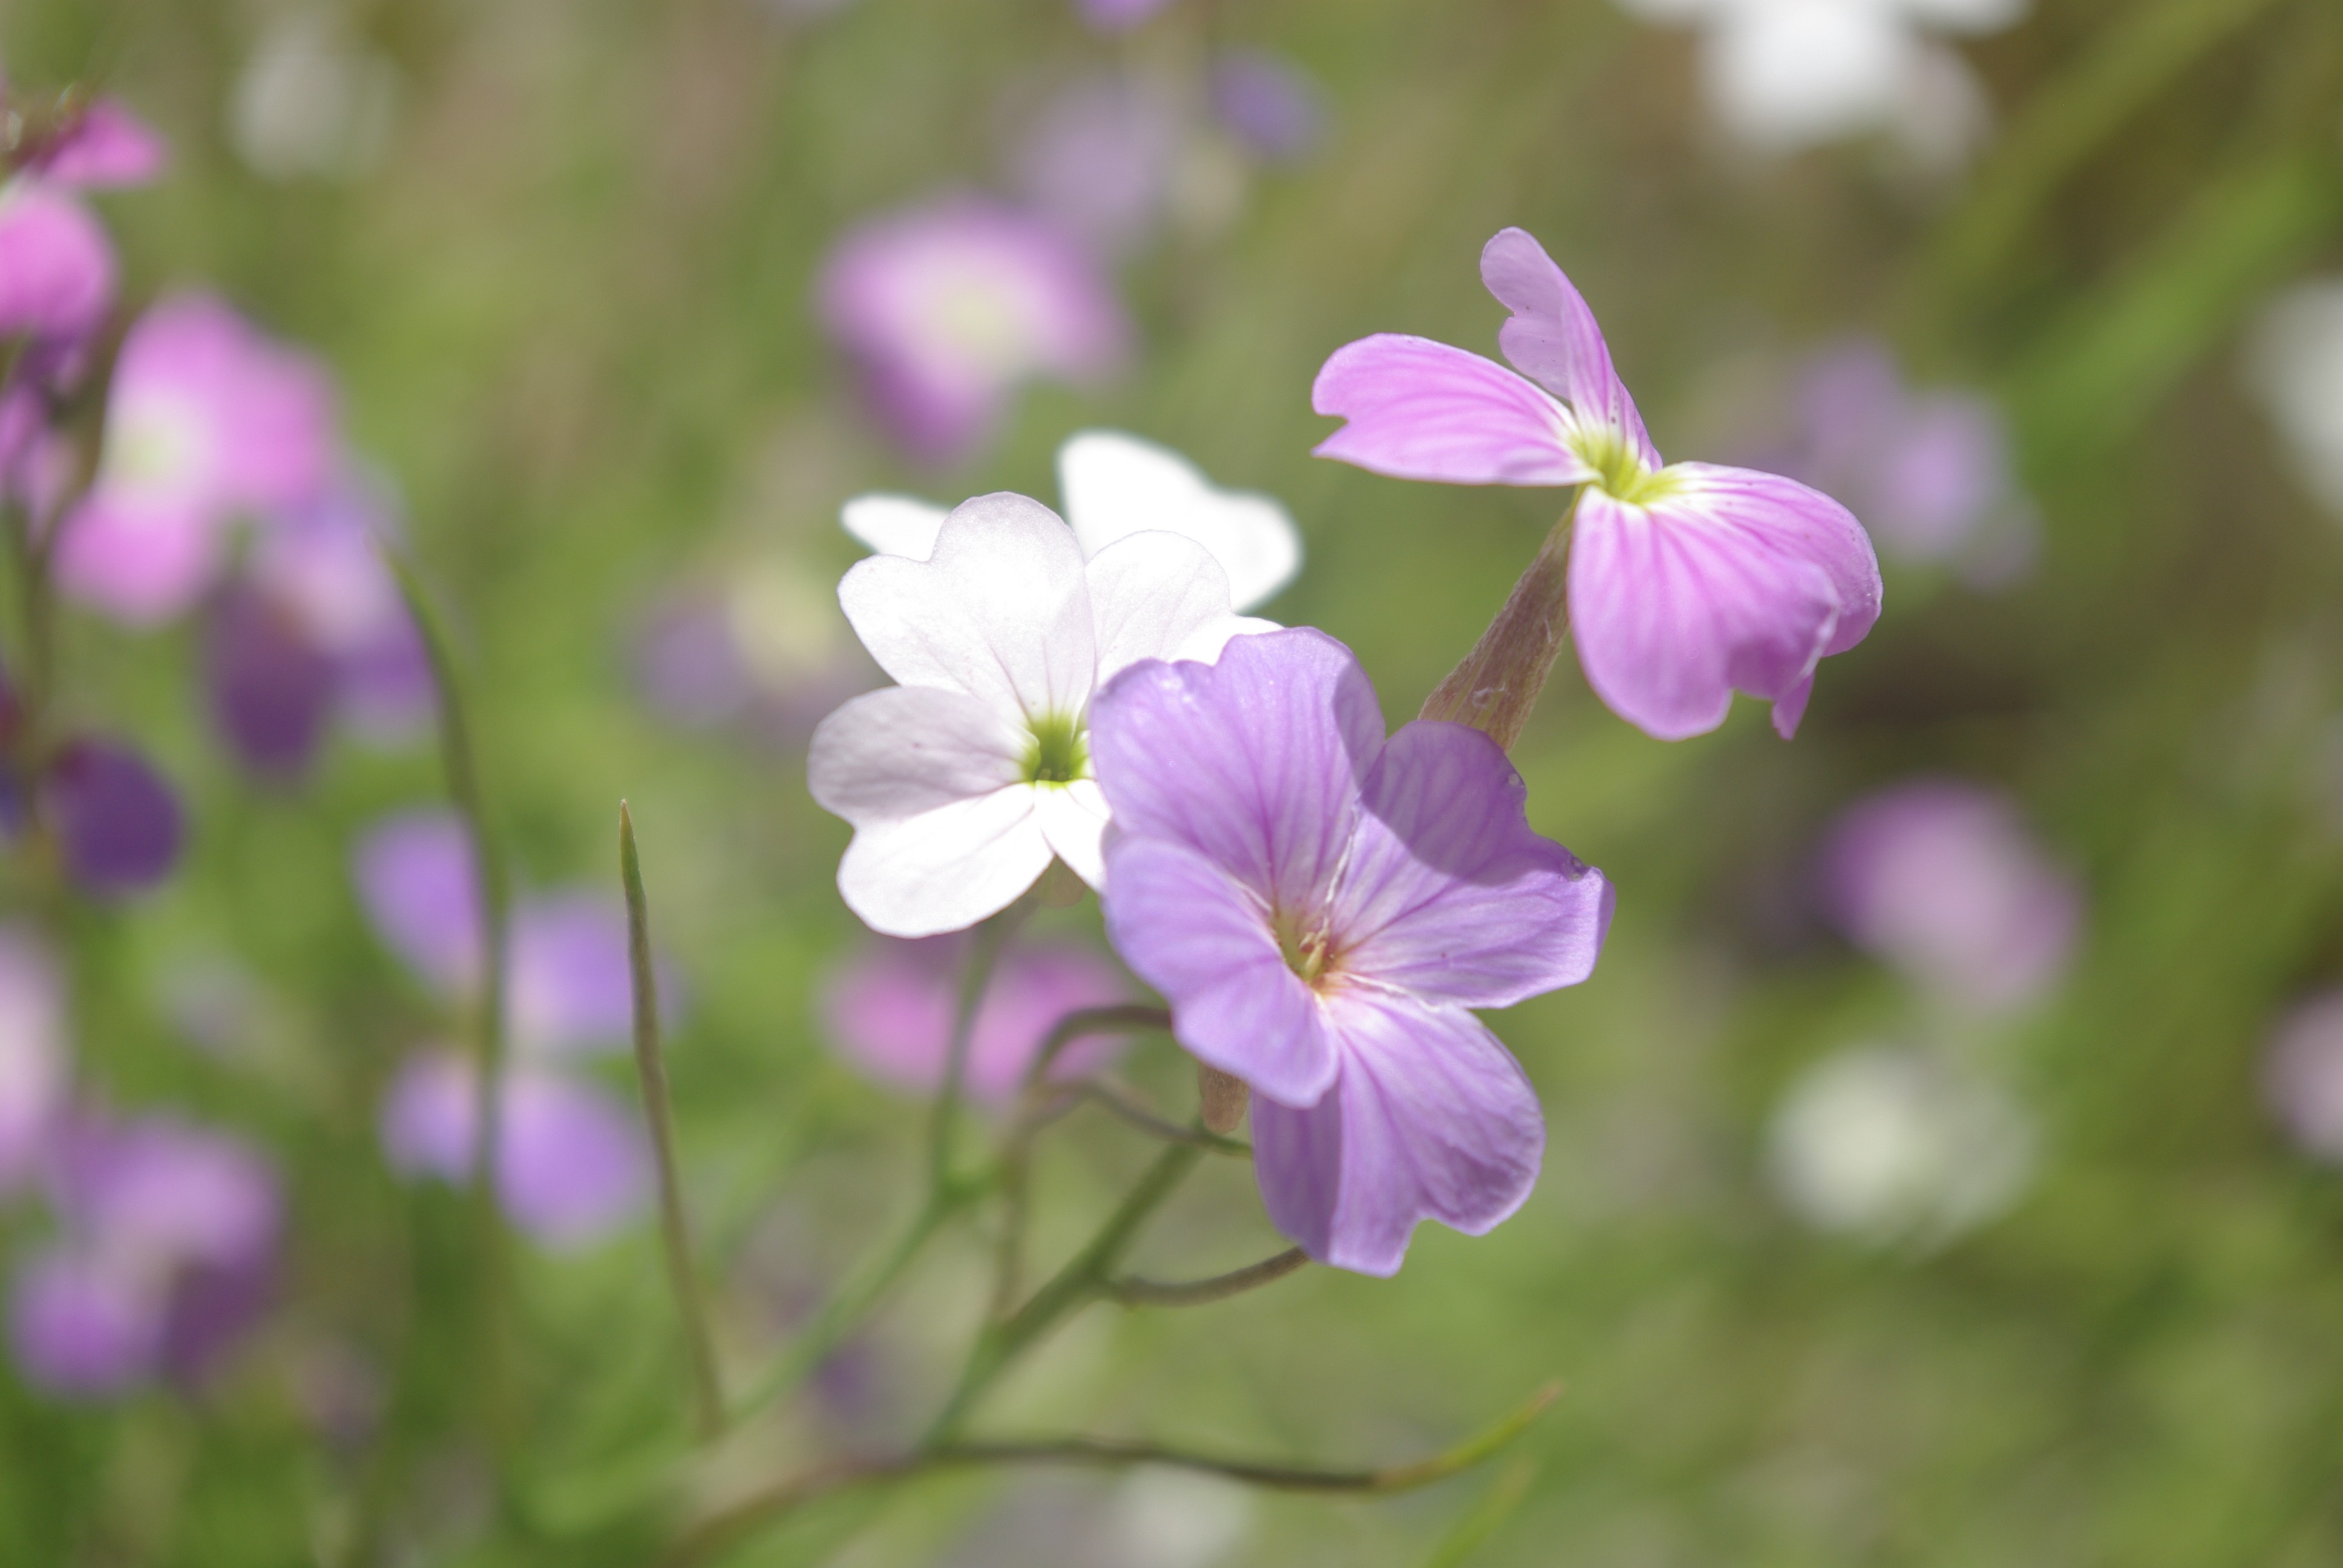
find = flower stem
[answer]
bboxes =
[618,802,726,1442]
[1050,1079,1251,1155]
[664,1381,1564,1567]
[933,1140,1203,1443]
[386,549,515,1443]
[1418,497,1579,752]
[1106,1246,1307,1307]
[930,913,1014,1199]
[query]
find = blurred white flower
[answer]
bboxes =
[228,8,401,183]
[2245,279,2343,518]
[1617,0,2022,163]
[2263,990,2343,1162]
[1106,1469,1253,1568]
[1766,1045,2035,1247]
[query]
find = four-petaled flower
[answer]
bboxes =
[1093,628,1613,1275]
[810,491,1272,938]
[1312,227,1881,742]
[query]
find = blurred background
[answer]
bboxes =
[3,0,2343,1562]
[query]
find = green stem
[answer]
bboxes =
[1049,1080,1251,1155]
[387,550,514,1443]
[619,803,726,1441]
[932,1140,1203,1443]
[1106,1246,1306,1307]
[666,1381,1564,1568]
[931,913,1014,1198]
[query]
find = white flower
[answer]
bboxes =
[2246,279,2343,518]
[1617,0,2024,160]
[810,490,1272,936]
[1765,1045,2034,1248]
[840,429,1303,613]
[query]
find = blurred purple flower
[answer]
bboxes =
[1093,629,1613,1275]
[632,570,874,743]
[2263,991,2343,1163]
[1312,228,1882,741]
[45,736,185,897]
[1014,76,1183,258]
[0,183,117,345]
[11,1111,281,1397]
[16,96,169,188]
[1766,339,2036,583]
[823,935,1132,1104]
[55,294,339,624]
[1820,779,2081,1011]
[0,930,65,1195]
[209,476,431,777]
[818,197,1127,465]
[378,1051,649,1247]
[1210,52,1328,164]
[1076,0,1176,30]
[351,810,670,1054]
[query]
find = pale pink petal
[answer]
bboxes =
[808,685,1029,827]
[51,492,223,625]
[841,494,951,560]
[836,788,1054,938]
[1568,478,1855,742]
[1311,336,1592,487]
[39,100,169,188]
[1670,464,1881,657]
[837,492,1096,721]
[0,183,116,342]
[1252,993,1542,1276]
[1081,529,1240,686]
[1334,721,1613,1008]
[1480,227,1657,468]
[1101,836,1340,1107]
[1089,627,1381,915]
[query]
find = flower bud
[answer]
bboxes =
[1197,1062,1248,1134]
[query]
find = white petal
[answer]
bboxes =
[1034,781,1112,889]
[1172,613,1280,665]
[840,493,952,560]
[1902,0,2027,35]
[1058,430,1302,612]
[837,491,1098,722]
[807,686,1028,827]
[1083,530,1244,686]
[837,787,1055,937]
[1703,2,1911,150]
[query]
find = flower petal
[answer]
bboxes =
[1082,529,1244,687]
[837,491,1096,722]
[1101,837,1340,1106]
[1089,627,1381,913]
[1252,994,1543,1276]
[1480,227,1659,468]
[1334,720,1613,1008]
[1568,479,1855,741]
[809,685,1029,828]
[841,493,951,560]
[52,492,221,626]
[1311,335,1593,487]
[1034,780,1112,889]
[1058,430,1302,611]
[837,787,1054,938]
[1670,463,1881,656]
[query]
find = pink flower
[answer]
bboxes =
[1312,228,1882,740]
[2266,993,2343,1165]
[818,198,1127,465]
[1820,779,2081,1011]
[1093,629,1612,1274]
[822,935,1132,1104]
[54,294,339,624]
[0,91,163,348]
[0,930,65,1196]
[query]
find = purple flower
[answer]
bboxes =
[54,295,339,624]
[209,476,431,777]
[1077,0,1177,30]
[45,736,185,897]
[11,1112,281,1397]
[15,96,169,188]
[1210,52,1328,164]
[1768,339,2036,582]
[1312,227,1882,741]
[1013,76,1184,258]
[2264,991,2343,1164]
[352,810,481,991]
[0,930,65,1195]
[823,935,1132,1104]
[0,182,117,344]
[378,1051,649,1247]
[1092,629,1613,1275]
[818,197,1127,465]
[1820,780,2081,1011]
